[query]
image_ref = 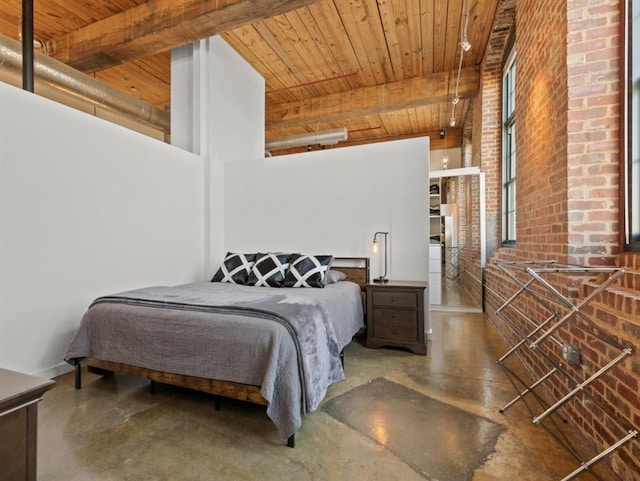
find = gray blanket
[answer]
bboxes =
[64,281,364,439]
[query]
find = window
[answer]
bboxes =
[625,1,640,251]
[502,50,516,244]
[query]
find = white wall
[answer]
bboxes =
[0,83,205,377]
[224,138,430,282]
[208,37,265,163]
[0,69,165,141]
[171,35,266,277]
[171,36,264,162]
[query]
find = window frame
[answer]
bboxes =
[623,0,640,252]
[502,48,517,245]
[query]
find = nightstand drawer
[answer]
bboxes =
[371,291,417,308]
[372,308,417,325]
[373,320,417,341]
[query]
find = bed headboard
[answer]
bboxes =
[332,257,370,289]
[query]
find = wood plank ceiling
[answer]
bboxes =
[0,0,499,154]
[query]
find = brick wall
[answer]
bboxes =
[474,62,502,259]
[479,1,640,479]
[515,0,570,257]
[566,0,622,266]
[446,173,483,304]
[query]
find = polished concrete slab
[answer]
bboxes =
[322,378,503,480]
[432,272,482,312]
[36,311,605,480]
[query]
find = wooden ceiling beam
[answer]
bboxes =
[48,0,321,73]
[266,67,479,130]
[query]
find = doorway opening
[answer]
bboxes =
[429,167,485,312]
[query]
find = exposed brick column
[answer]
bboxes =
[475,63,502,260]
[514,0,570,259]
[566,0,621,267]
[473,0,515,261]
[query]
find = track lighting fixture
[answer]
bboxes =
[442,127,449,169]
[447,0,471,131]
[461,36,471,52]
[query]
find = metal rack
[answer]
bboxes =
[492,260,637,481]
[445,246,461,285]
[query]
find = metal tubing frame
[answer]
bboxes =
[497,362,590,468]
[493,260,636,481]
[559,431,638,481]
[494,294,590,407]
[532,348,633,424]
[495,263,627,352]
[496,262,581,313]
[496,306,586,401]
[495,261,568,330]
[526,267,626,349]
[497,310,563,364]
[499,367,557,413]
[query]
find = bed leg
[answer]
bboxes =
[214,396,221,411]
[340,350,345,368]
[75,362,82,389]
[287,434,295,448]
[149,380,157,394]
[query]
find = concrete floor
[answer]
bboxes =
[431,267,483,313]
[37,310,601,481]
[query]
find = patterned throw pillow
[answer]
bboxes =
[211,252,256,284]
[247,253,291,287]
[284,254,333,288]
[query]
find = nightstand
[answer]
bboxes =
[0,368,55,481]
[365,281,428,355]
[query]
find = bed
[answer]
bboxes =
[64,256,369,447]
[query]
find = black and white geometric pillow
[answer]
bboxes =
[284,254,333,288]
[211,252,256,284]
[247,252,291,287]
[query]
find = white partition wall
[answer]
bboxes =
[171,35,266,276]
[0,83,205,376]
[224,138,430,282]
[171,35,265,161]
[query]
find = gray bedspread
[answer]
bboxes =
[64,281,364,439]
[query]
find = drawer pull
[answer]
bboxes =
[392,296,398,302]
[392,313,397,319]
[392,329,399,335]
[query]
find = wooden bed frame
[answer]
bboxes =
[73,257,369,448]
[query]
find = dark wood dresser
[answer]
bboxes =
[365,281,428,355]
[0,368,55,481]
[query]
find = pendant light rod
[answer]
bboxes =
[22,0,34,92]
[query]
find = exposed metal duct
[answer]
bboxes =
[0,33,170,132]
[265,127,348,151]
